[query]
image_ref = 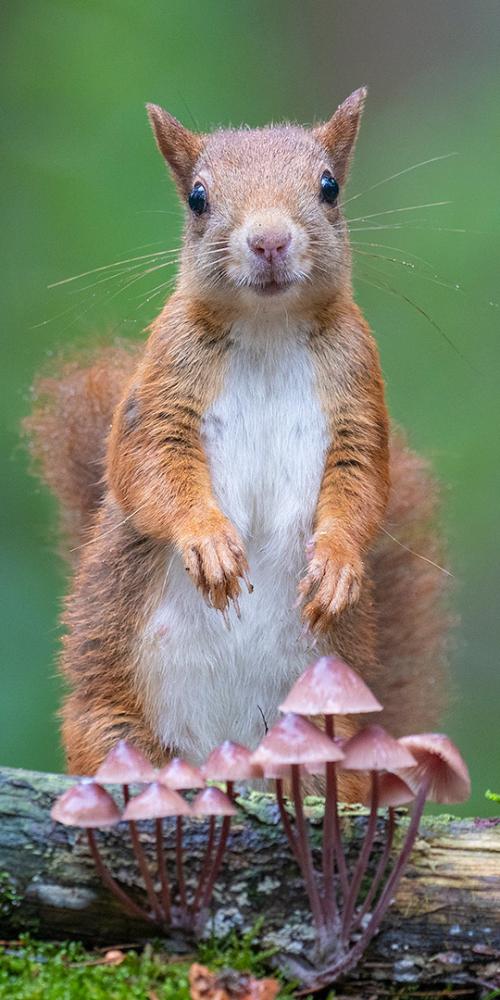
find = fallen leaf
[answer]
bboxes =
[188,962,280,999]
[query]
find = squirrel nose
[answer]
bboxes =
[247,229,292,262]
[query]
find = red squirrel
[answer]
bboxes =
[26,88,449,799]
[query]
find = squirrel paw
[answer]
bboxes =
[181,515,252,616]
[297,537,363,634]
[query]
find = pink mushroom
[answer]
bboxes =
[95,740,156,786]
[51,779,121,828]
[351,772,416,932]
[51,780,150,924]
[314,733,471,989]
[281,656,382,919]
[198,745,258,926]
[252,713,345,941]
[158,757,205,790]
[191,787,237,923]
[192,787,237,817]
[396,733,471,804]
[280,655,382,718]
[157,757,205,915]
[251,713,344,773]
[202,740,262,788]
[94,741,163,920]
[339,726,416,938]
[123,782,192,924]
[123,782,191,822]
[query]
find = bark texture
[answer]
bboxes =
[0,766,499,995]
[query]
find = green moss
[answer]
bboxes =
[0,928,308,999]
[485,789,500,804]
[0,871,22,919]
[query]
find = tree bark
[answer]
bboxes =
[0,766,499,995]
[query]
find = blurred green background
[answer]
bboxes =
[1,0,499,816]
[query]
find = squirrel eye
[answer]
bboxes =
[188,182,208,216]
[320,170,340,205]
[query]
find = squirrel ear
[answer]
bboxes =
[313,87,367,185]
[146,104,203,195]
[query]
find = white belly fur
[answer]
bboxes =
[137,322,329,763]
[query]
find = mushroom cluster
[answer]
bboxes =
[52,740,249,933]
[51,656,470,987]
[253,655,470,989]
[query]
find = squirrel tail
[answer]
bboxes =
[24,345,450,732]
[23,341,141,562]
[370,433,451,734]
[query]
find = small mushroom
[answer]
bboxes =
[51,780,151,924]
[157,758,204,917]
[158,757,205,790]
[51,779,121,828]
[95,740,156,785]
[341,725,416,773]
[280,656,382,911]
[344,734,471,971]
[340,726,416,938]
[279,655,382,717]
[251,713,344,773]
[351,773,416,932]
[123,782,191,925]
[123,782,192,821]
[192,787,237,816]
[202,740,263,784]
[94,741,163,920]
[252,713,344,937]
[367,772,415,809]
[191,787,237,922]
[396,733,471,804]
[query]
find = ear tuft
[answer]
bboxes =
[313,86,367,184]
[146,103,203,195]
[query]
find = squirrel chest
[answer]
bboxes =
[139,325,329,762]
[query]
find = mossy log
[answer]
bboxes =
[0,767,499,995]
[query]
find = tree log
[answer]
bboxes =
[0,766,499,995]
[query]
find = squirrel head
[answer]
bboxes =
[147,88,366,316]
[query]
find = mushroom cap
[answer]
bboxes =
[304,737,348,776]
[341,725,416,772]
[158,757,205,790]
[51,779,121,828]
[279,656,382,716]
[202,741,263,782]
[396,733,471,804]
[364,772,416,808]
[122,782,191,820]
[250,713,344,775]
[95,740,156,785]
[191,787,237,816]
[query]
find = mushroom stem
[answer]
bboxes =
[275,778,302,867]
[356,777,429,949]
[306,778,431,991]
[341,770,379,940]
[176,815,187,913]
[123,784,163,923]
[198,812,231,915]
[291,764,324,938]
[197,779,235,916]
[86,829,154,924]
[155,817,171,925]
[321,715,341,928]
[192,815,216,915]
[323,716,348,902]
[352,806,395,931]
